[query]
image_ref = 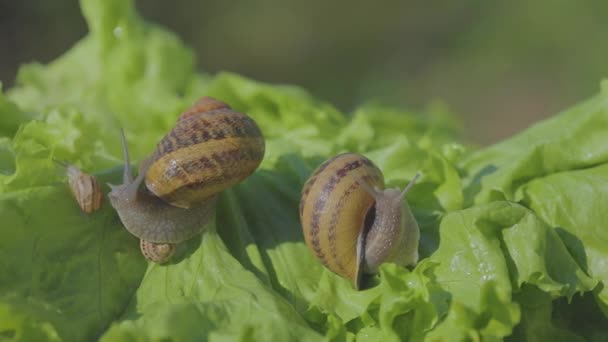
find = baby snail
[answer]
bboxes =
[140,240,176,264]
[108,97,265,263]
[299,153,420,289]
[55,160,103,214]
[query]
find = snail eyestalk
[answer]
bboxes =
[107,128,141,203]
[397,172,421,202]
[119,128,133,184]
[355,177,382,199]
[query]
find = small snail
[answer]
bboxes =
[299,153,420,289]
[140,240,176,264]
[108,97,265,263]
[55,160,103,213]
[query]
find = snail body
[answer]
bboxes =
[108,97,265,262]
[56,161,102,213]
[299,153,420,289]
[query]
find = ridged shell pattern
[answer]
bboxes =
[140,239,176,263]
[145,97,265,208]
[66,165,102,213]
[299,153,384,287]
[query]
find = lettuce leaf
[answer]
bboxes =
[1,0,607,340]
[509,286,588,342]
[520,164,608,312]
[460,84,608,207]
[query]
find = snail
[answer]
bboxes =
[55,160,103,213]
[108,97,265,263]
[140,240,176,264]
[299,153,420,289]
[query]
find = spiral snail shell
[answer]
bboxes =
[144,96,265,209]
[108,97,265,262]
[56,160,103,214]
[299,153,420,289]
[140,240,176,264]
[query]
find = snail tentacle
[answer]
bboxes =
[397,172,420,202]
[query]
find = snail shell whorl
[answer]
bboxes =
[145,97,265,208]
[300,153,384,288]
[66,165,102,213]
[140,239,176,263]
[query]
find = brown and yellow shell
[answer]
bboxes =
[65,164,102,213]
[299,153,384,288]
[145,97,266,208]
[140,239,176,263]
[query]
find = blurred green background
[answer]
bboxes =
[1,0,607,144]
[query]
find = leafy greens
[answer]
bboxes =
[1,0,607,340]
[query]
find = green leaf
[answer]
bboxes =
[0,84,30,139]
[0,170,145,341]
[2,0,607,340]
[432,201,596,305]
[426,281,520,342]
[508,286,586,342]
[460,91,608,206]
[520,164,608,309]
[101,221,322,341]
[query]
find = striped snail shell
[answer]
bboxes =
[144,96,265,209]
[299,153,420,289]
[56,160,102,213]
[140,240,176,264]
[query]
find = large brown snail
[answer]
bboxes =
[299,153,420,289]
[108,97,265,263]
